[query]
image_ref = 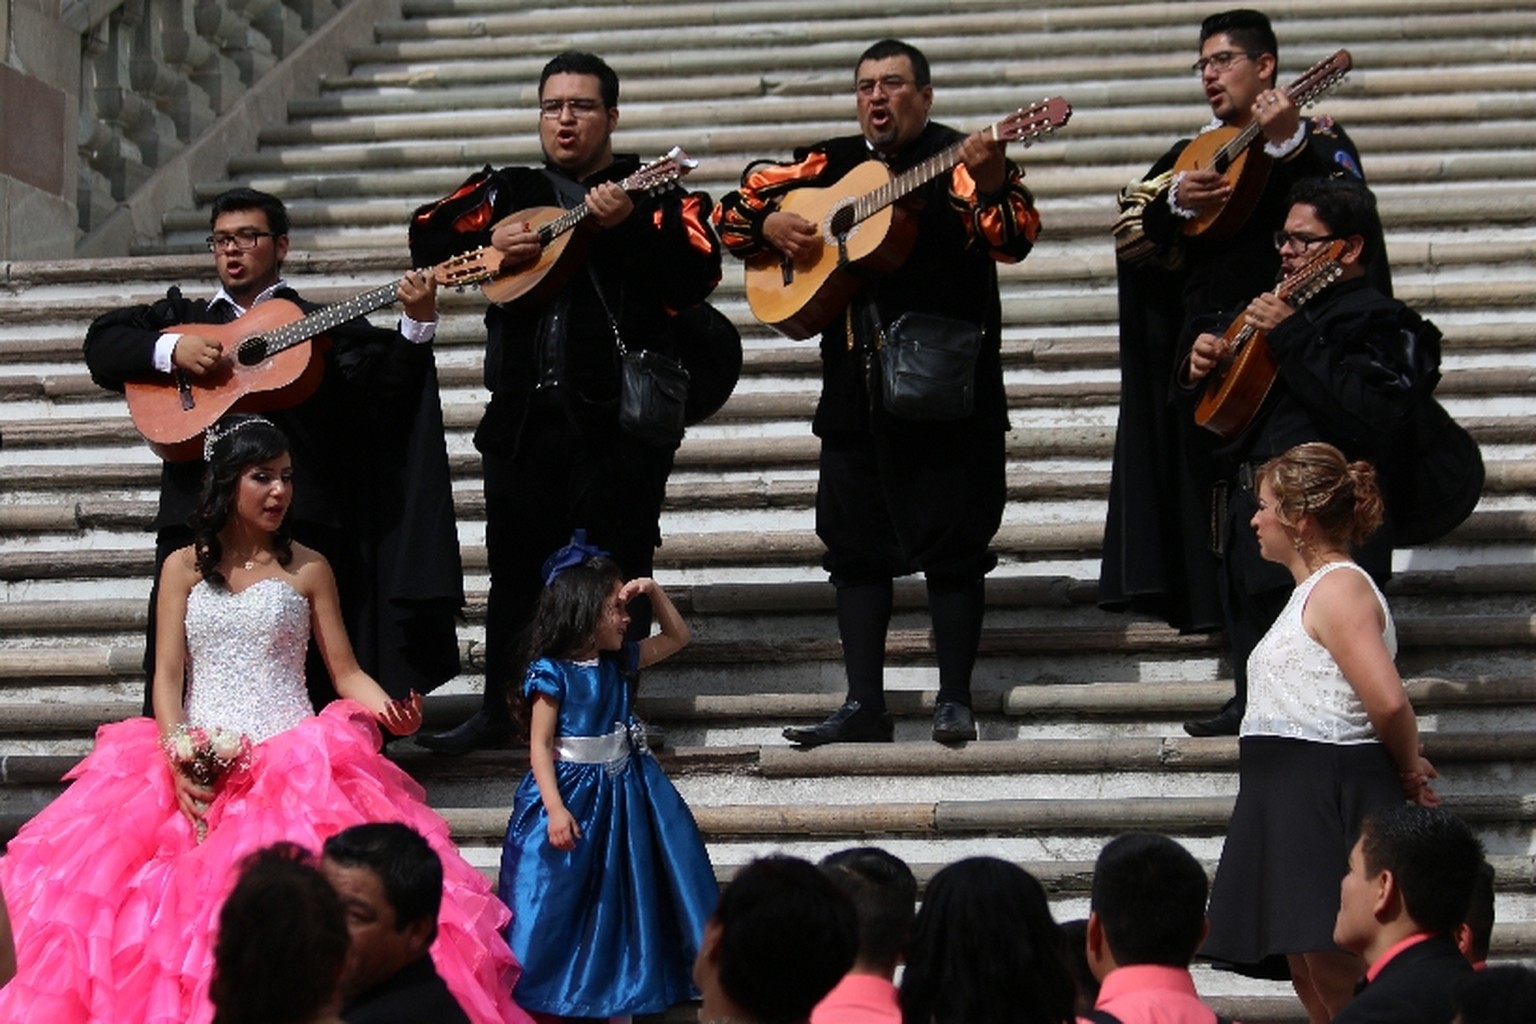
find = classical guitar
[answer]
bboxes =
[435,147,697,309]
[743,97,1073,341]
[124,268,462,461]
[1194,239,1347,438]
[1174,49,1352,240]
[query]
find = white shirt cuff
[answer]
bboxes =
[398,313,438,345]
[154,334,179,374]
[1264,121,1307,158]
[1167,172,1198,219]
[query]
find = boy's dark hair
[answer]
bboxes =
[1090,832,1209,967]
[1287,176,1385,267]
[819,846,917,976]
[1462,858,1496,962]
[1199,9,1279,62]
[1360,805,1484,935]
[322,822,444,944]
[1454,966,1536,1024]
[856,38,931,89]
[715,856,857,1024]
[209,187,290,238]
[539,51,620,108]
[210,842,348,1024]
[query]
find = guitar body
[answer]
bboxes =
[123,299,328,461]
[475,206,589,309]
[1174,127,1274,240]
[1193,325,1279,439]
[744,160,917,341]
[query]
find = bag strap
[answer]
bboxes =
[541,166,628,359]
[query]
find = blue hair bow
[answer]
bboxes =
[541,529,610,586]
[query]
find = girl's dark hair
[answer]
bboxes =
[1257,441,1385,548]
[209,842,348,1024]
[899,857,1077,1024]
[190,414,294,586]
[507,555,625,737]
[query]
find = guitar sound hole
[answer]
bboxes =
[828,203,856,239]
[237,338,269,366]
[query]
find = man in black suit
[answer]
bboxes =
[322,823,470,1024]
[1332,804,1483,1024]
[84,187,463,709]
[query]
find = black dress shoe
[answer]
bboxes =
[1183,698,1244,737]
[783,700,894,747]
[416,709,514,755]
[931,700,977,744]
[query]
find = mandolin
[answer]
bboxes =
[434,147,697,308]
[1194,239,1347,438]
[1175,49,1352,240]
[743,97,1072,341]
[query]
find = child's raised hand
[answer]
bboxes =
[618,577,657,605]
[378,691,424,736]
[548,807,582,851]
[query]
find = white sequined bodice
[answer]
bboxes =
[183,578,314,742]
[1242,561,1397,744]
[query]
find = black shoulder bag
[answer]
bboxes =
[876,307,984,421]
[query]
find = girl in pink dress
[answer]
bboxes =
[0,414,529,1024]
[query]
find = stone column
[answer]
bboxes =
[0,0,83,259]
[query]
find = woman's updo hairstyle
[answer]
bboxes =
[1257,442,1384,548]
[190,414,294,585]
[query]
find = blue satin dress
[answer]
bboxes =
[498,643,717,1017]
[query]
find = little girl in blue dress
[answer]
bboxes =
[498,532,717,1021]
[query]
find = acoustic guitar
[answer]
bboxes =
[1194,239,1346,438]
[744,97,1073,341]
[1174,49,1352,240]
[435,147,697,309]
[123,250,497,461]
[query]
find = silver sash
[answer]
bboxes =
[554,721,648,777]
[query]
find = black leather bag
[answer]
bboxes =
[878,312,983,421]
[1388,395,1484,546]
[619,348,690,447]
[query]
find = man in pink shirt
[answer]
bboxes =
[1079,832,1226,1024]
[1332,805,1483,1024]
[811,847,916,1024]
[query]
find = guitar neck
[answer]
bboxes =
[259,282,401,356]
[1211,49,1351,167]
[858,132,981,224]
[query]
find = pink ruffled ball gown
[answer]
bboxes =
[0,577,530,1024]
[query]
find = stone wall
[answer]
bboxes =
[0,0,81,260]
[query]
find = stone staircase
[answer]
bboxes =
[4,0,1536,1018]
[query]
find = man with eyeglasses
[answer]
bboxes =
[84,186,463,713]
[715,38,1040,747]
[1099,9,1385,737]
[408,51,722,754]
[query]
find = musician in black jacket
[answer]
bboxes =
[1099,8,1386,736]
[83,187,462,710]
[1181,178,1434,748]
[408,51,722,754]
[715,39,1039,746]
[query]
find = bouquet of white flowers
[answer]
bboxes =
[162,724,251,841]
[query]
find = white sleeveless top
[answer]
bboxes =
[1241,561,1398,745]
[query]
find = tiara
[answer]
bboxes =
[202,416,275,461]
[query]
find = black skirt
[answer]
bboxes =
[1201,735,1401,979]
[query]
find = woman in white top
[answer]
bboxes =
[1201,442,1439,1024]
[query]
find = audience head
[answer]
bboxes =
[1088,832,1209,974]
[899,856,1076,1024]
[1056,919,1100,1015]
[1258,442,1384,549]
[192,413,294,585]
[1456,859,1496,965]
[210,842,348,1024]
[694,855,857,1024]
[1453,965,1536,1024]
[321,823,443,1002]
[819,846,917,979]
[1285,175,1386,269]
[1334,805,1484,961]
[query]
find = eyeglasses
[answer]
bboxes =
[538,98,604,119]
[1274,231,1339,251]
[856,75,915,96]
[1191,50,1258,75]
[206,230,274,253]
